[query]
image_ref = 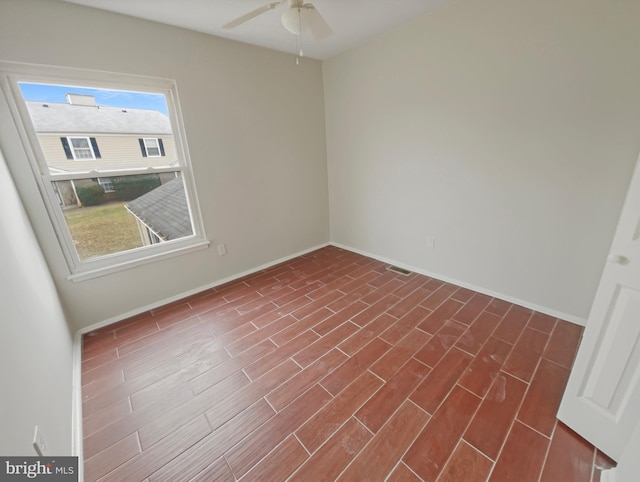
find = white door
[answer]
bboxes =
[558,155,640,461]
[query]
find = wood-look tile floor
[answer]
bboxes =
[81,246,615,481]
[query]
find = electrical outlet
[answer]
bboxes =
[427,236,436,248]
[217,244,227,256]
[33,426,47,456]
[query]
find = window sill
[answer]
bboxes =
[66,238,210,283]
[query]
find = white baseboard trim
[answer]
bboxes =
[76,242,330,335]
[330,242,588,327]
[71,330,84,482]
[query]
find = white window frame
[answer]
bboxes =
[97,177,115,193]
[68,136,96,160]
[0,62,209,282]
[143,137,161,157]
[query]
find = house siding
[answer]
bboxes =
[38,133,177,172]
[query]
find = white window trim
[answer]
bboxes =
[143,137,161,157]
[68,136,96,160]
[97,177,115,193]
[0,61,209,282]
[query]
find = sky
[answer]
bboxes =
[18,82,169,115]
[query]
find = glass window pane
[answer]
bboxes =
[20,83,175,173]
[54,172,193,261]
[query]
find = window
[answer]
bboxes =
[0,62,208,281]
[64,136,99,160]
[140,137,164,157]
[97,177,115,193]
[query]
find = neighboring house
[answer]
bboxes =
[126,176,192,246]
[26,93,177,206]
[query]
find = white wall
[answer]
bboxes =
[323,0,640,321]
[0,147,73,455]
[0,0,329,331]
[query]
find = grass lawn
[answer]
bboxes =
[63,202,142,260]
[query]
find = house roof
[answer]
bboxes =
[126,177,192,241]
[26,101,172,135]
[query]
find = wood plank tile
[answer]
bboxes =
[379,305,431,345]
[297,371,383,453]
[413,319,467,368]
[418,299,464,334]
[188,338,275,395]
[355,358,430,433]
[386,288,432,319]
[313,300,368,336]
[80,247,602,482]
[338,313,396,356]
[420,282,459,310]
[337,401,430,481]
[268,307,333,346]
[290,418,372,481]
[240,435,308,481]
[488,421,550,482]
[450,287,477,303]
[392,274,430,299]
[517,359,570,437]
[485,298,511,317]
[148,400,274,482]
[226,385,332,478]
[84,432,140,482]
[83,369,245,459]
[403,386,481,481]
[458,336,512,398]
[244,329,319,380]
[137,370,250,450]
[386,463,422,481]
[502,327,549,382]
[225,314,296,356]
[83,397,132,437]
[292,321,359,368]
[362,278,406,305]
[351,294,402,327]
[543,320,583,369]
[410,347,473,415]
[437,441,493,482]
[320,337,392,396]
[540,422,594,482]
[528,312,557,334]
[292,290,345,320]
[204,359,300,430]
[266,349,347,411]
[99,414,210,482]
[493,305,532,344]
[187,457,234,482]
[370,328,431,381]
[453,293,491,325]
[455,311,501,356]
[463,372,527,460]
[326,284,376,313]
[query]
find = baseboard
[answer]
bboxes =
[330,242,588,326]
[71,330,84,482]
[76,242,331,335]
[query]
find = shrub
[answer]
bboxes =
[76,183,105,206]
[112,174,161,201]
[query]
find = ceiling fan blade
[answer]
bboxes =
[223,1,284,29]
[305,5,332,40]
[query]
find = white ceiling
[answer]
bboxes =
[62,0,452,60]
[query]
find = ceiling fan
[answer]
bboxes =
[223,0,333,41]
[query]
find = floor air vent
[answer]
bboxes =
[387,265,412,276]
